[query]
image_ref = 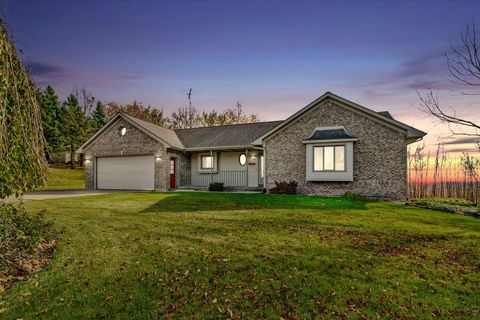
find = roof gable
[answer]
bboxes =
[76,113,182,153]
[122,113,184,149]
[253,92,426,144]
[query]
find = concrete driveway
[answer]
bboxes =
[21,190,110,201]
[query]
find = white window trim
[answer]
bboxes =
[305,142,354,182]
[313,145,346,172]
[197,152,218,173]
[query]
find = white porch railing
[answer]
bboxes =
[178,170,248,188]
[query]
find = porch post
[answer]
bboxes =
[246,148,249,187]
[263,141,267,189]
[210,149,213,185]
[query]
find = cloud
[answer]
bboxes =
[26,61,79,85]
[405,79,450,90]
[444,146,480,154]
[116,74,146,81]
[354,51,450,98]
[397,53,443,79]
[443,136,480,145]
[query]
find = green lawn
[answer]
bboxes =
[37,168,85,191]
[1,192,479,319]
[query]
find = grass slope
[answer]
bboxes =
[37,168,85,191]
[1,192,479,319]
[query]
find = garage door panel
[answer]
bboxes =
[97,155,154,190]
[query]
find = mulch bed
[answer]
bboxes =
[0,239,56,294]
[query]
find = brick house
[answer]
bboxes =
[76,92,426,199]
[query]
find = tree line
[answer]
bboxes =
[409,20,480,203]
[39,86,259,168]
[409,143,479,204]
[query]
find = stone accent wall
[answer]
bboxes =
[264,99,408,199]
[83,117,169,191]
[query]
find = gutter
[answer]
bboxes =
[182,144,264,152]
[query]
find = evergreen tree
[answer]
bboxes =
[39,85,65,159]
[62,94,92,169]
[91,101,109,131]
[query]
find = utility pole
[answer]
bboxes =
[187,88,193,128]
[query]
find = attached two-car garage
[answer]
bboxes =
[96,155,155,190]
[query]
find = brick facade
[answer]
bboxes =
[84,118,170,191]
[264,99,408,199]
[167,151,191,188]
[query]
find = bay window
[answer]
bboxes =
[313,146,345,172]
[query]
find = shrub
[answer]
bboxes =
[269,180,298,195]
[209,182,224,192]
[414,197,474,207]
[341,191,364,201]
[0,203,55,287]
[408,199,457,213]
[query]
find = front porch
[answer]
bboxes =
[177,170,264,190]
[171,149,264,190]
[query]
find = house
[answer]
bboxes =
[76,92,426,199]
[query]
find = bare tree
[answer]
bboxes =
[104,100,169,127]
[447,21,480,91]
[71,87,95,116]
[418,20,480,137]
[418,89,480,136]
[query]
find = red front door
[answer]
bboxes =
[169,158,176,189]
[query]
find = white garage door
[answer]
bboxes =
[97,155,155,190]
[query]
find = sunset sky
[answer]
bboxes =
[3,0,480,156]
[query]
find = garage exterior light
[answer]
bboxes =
[118,126,127,136]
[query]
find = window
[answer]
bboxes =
[201,155,214,169]
[170,159,175,174]
[335,146,345,171]
[313,147,323,171]
[313,146,345,171]
[239,153,247,166]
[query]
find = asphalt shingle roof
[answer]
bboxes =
[122,112,283,149]
[304,128,357,141]
[174,121,283,149]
